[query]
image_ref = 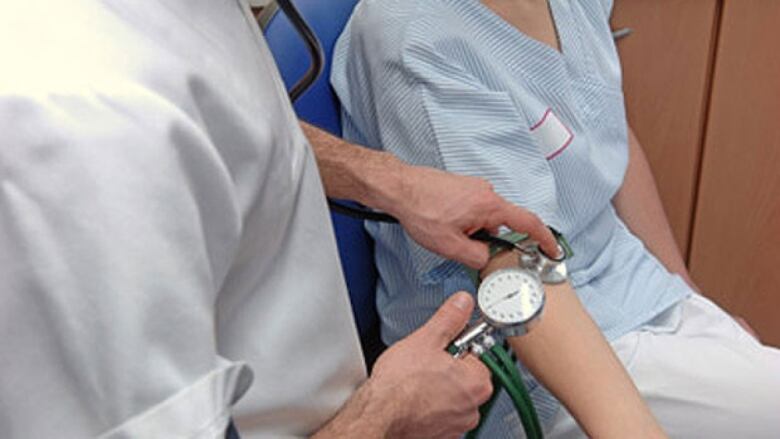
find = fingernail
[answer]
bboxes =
[451,292,471,311]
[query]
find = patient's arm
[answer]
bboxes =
[300,121,559,268]
[612,128,697,290]
[482,252,666,438]
[614,129,762,337]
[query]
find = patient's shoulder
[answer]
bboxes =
[344,0,465,59]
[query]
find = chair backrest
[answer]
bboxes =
[263,0,385,366]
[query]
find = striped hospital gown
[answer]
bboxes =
[332,0,691,436]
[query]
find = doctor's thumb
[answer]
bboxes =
[415,292,475,348]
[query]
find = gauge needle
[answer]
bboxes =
[486,289,521,310]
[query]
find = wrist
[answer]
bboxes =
[303,121,407,212]
[361,378,408,438]
[359,151,409,216]
[312,378,405,438]
[479,249,519,279]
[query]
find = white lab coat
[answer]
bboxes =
[0,1,365,437]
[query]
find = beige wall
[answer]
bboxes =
[613,0,780,346]
[612,0,719,258]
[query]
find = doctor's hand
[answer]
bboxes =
[370,292,492,438]
[381,163,559,269]
[312,292,492,439]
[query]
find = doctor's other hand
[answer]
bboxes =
[370,292,492,438]
[382,164,558,269]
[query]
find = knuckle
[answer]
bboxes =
[517,207,540,224]
[470,177,494,194]
[461,355,479,369]
[462,357,483,376]
[460,365,493,403]
[428,323,450,342]
[481,363,492,381]
[462,247,488,268]
[475,380,494,403]
[465,412,481,431]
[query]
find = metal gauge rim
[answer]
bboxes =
[477,267,545,328]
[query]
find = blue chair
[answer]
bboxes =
[262,0,385,368]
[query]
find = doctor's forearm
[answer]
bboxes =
[300,121,405,212]
[311,382,397,438]
[612,128,695,289]
[481,254,666,438]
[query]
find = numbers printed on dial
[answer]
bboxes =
[478,268,544,326]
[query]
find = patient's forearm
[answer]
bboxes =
[482,254,665,438]
[510,285,663,438]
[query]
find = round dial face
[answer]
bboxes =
[477,268,545,327]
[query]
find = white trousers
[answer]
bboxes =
[547,294,780,439]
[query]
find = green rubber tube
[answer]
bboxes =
[481,352,543,439]
[491,345,543,436]
[448,344,544,439]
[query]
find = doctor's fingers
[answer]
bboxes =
[456,355,494,406]
[441,229,491,269]
[488,200,560,258]
[435,411,482,439]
